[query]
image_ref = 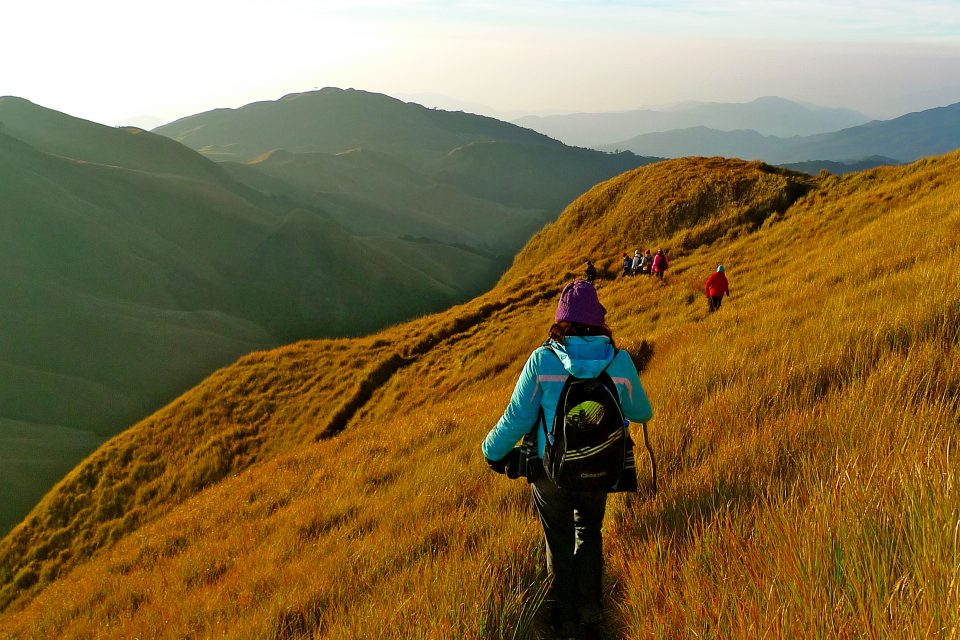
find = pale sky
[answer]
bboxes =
[3,0,960,127]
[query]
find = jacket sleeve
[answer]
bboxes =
[481,350,544,461]
[610,351,653,423]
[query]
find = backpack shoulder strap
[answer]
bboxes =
[530,343,561,445]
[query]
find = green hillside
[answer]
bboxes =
[226,149,549,252]
[155,88,653,253]
[0,107,508,535]
[153,88,562,164]
[1,153,956,637]
[0,97,227,182]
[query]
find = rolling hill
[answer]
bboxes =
[514,96,870,147]
[603,101,960,165]
[1,152,956,638]
[221,148,549,251]
[153,87,567,164]
[153,88,655,250]
[0,99,524,536]
[0,97,227,182]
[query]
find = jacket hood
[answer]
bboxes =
[547,335,615,378]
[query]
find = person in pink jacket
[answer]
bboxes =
[651,248,669,281]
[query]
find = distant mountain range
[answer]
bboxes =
[514,96,871,147]
[154,88,652,223]
[600,102,960,164]
[0,89,654,535]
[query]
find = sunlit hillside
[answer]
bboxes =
[1,153,957,638]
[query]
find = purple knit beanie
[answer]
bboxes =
[555,280,606,327]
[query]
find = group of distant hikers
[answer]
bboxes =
[583,247,669,285]
[591,249,732,313]
[620,248,669,280]
[482,260,732,639]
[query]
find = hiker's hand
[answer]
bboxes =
[486,449,522,478]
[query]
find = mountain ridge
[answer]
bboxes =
[602,101,960,164]
[514,96,871,147]
[154,87,655,225]
[154,87,562,164]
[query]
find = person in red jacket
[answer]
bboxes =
[704,265,730,311]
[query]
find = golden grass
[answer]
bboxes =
[1,154,958,638]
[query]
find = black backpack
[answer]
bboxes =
[539,347,636,492]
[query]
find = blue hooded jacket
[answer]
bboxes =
[482,335,653,461]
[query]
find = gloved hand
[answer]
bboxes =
[486,448,523,479]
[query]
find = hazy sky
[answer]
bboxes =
[4,0,960,126]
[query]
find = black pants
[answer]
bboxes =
[531,477,607,626]
[708,295,723,311]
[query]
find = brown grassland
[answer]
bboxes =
[0,155,958,638]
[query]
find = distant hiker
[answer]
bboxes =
[651,248,669,281]
[482,280,654,640]
[642,249,653,275]
[584,260,597,284]
[621,253,632,277]
[704,265,730,311]
[630,250,642,276]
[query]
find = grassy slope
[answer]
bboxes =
[507,156,814,280]
[0,420,106,548]
[1,154,957,638]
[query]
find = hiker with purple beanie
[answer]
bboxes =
[482,280,653,640]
